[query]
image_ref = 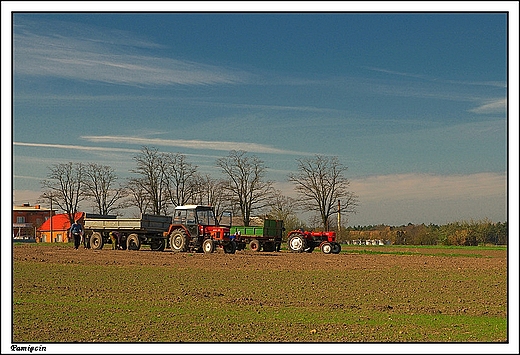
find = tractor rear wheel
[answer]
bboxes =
[249,239,261,252]
[321,242,332,254]
[288,234,306,253]
[170,229,187,252]
[202,239,215,254]
[126,233,141,250]
[90,232,103,250]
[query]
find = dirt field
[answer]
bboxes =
[12,243,506,271]
[11,243,508,343]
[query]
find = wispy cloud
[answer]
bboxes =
[14,19,249,86]
[362,67,507,114]
[351,172,506,201]
[14,138,308,157]
[469,98,507,114]
[81,135,304,155]
[364,66,506,88]
[13,142,140,153]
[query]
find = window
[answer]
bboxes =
[17,216,25,223]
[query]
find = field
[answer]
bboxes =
[11,243,507,345]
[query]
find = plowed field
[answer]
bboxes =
[11,243,508,346]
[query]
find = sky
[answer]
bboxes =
[3,3,518,229]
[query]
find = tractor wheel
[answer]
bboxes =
[202,239,215,254]
[331,242,342,254]
[150,239,166,252]
[287,234,306,253]
[126,234,141,250]
[223,241,237,254]
[249,239,261,252]
[170,229,187,252]
[263,241,275,252]
[305,245,315,253]
[321,242,332,254]
[89,232,104,250]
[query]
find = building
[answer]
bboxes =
[37,212,84,243]
[13,203,53,241]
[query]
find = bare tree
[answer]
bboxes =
[82,163,125,215]
[288,155,358,230]
[124,177,152,215]
[192,174,228,217]
[216,150,274,226]
[267,189,303,232]
[163,153,198,207]
[131,146,169,215]
[40,162,85,224]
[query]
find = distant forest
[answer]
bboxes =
[343,220,507,246]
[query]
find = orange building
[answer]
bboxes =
[13,203,53,241]
[37,212,84,243]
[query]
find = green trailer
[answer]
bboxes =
[230,219,284,252]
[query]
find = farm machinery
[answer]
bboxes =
[167,205,234,254]
[230,219,284,252]
[84,205,237,253]
[84,205,342,255]
[286,229,341,254]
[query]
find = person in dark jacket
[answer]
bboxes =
[70,219,83,250]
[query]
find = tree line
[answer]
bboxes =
[344,220,508,246]
[39,147,359,229]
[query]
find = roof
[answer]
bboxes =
[13,204,52,212]
[38,212,84,232]
[174,205,212,210]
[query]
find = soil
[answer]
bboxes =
[11,243,508,343]
[12,243,506,271]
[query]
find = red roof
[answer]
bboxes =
[38,212,84,232]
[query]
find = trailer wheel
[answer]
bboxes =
[331,242,342,254]
[249,239,261,252]
[150,239,166,252]
[202,239,215,254]
[223,241,237,254]
[127,234,141,250]
[89,232,104,250]
[321,242,332,254]
[170,229,187,252]
[288,234,305,253]
[263,241,275,252]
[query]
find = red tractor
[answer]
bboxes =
[166,205,235,254]
[286,229,342,254]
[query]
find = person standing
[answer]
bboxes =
[109,231,121,250]
[70,219,83,250]
[82,230,90,249]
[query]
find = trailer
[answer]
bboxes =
[84,213,172,251]
[286,229,341,254]
[230,219,284,252]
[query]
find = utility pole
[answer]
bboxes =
[43,192,55,243]
[49,196,53,243]
[337,199,341,237]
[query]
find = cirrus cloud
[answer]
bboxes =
[14,19,249,86]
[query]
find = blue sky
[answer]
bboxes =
[4,4,517,227]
